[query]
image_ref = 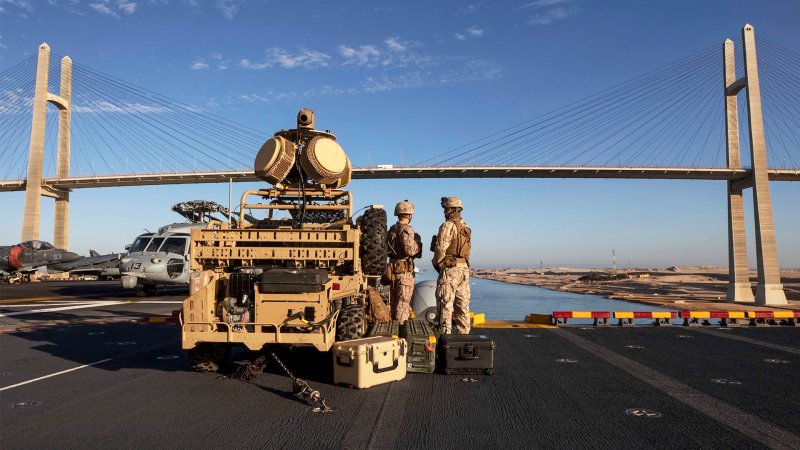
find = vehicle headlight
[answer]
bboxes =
[151,258,162,264]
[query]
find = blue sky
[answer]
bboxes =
[0,0,798,269]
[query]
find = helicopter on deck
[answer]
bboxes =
[119,200,256,295]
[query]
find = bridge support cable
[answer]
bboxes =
[416,46,730,169]
[756,38,800,169]
[68,71,185,174]
[515,53,720,168]
[0,57,38,180]
[471,53,718,167]
[0,49,270,179]
[414,46,720,167]
[69,66,246,172]
[59,57,267,176]
[65,63,257,175]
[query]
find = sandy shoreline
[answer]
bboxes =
[473,267,800,312]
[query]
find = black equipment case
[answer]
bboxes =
[258,269,329,293]
[368,320,400,338]
[438,334,495,375]
[401,319,436,373]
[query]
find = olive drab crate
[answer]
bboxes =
[332,336,407,388]
[367,320,400,338]
[401,319,437,373]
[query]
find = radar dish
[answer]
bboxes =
[254,136,296,185]
[330,156,352,189]
[300,136,347,185]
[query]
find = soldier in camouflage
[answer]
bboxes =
[387,200,421,324]
[432,196,472,335]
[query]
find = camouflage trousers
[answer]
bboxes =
[391,272,415,324]
[436,266,471,334]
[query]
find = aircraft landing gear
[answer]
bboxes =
[142,284,158,296]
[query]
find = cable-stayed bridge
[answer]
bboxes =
[0,25,798,304]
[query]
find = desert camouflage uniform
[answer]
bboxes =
[433,217,471,334]
[388,222,419,324]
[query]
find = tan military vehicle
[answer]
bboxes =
[180,109,387,371]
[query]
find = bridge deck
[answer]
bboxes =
[1,167,799,192]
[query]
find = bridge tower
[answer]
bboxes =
[723,38,754,303]
[724,25,787,305]
[20,43,72,250]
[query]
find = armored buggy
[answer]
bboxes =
[180,109,387,371]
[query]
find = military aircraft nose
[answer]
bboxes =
[8,245,24,269]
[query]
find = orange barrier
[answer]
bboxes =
[551,311,610,326]
[746,310,800,327]
[679,311,746,327]
[614,311,677,327]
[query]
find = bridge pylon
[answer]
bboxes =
[723,25,787,305]
[20,43,72,250]
[723,38,754,303]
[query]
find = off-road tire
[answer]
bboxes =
[336,305,367,341]
[358,208,387,276]
[188,343,230,372]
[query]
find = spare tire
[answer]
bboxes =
[336,305,367,341]
[358,208,387,276]
[188,343,231,372]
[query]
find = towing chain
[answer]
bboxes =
[269,350,333,413]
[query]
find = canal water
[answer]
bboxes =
[416,271,670,322]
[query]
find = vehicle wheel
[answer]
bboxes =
[336,305,367,341]
[419,306,438,326]
[358,208,387,276]
[188,343,230,372]
[143,284,158,296]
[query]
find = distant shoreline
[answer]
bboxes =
[472,267,800,311]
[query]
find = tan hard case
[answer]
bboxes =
[332,336,407,388]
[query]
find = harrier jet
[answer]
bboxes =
[0,240,121,283]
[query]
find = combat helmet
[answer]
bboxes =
[394,200,415,216]
[440,196,463,209]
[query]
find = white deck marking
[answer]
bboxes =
[0,301,124,317]
[1,302,93,308]
[130,301,182,304]
[0,358,112,392]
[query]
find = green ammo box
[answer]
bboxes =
[401,319,436,373]
[368,320,400,338]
